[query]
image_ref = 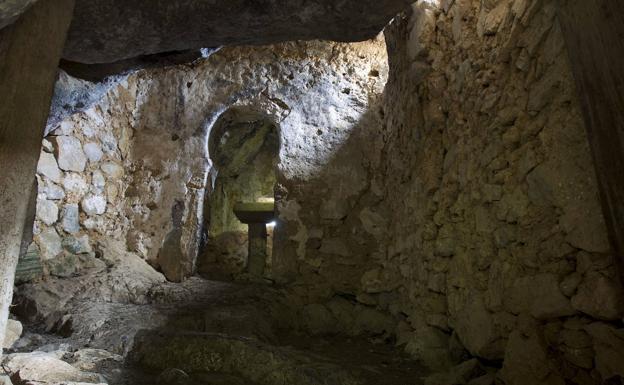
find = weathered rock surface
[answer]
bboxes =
[3,351,103,384]
[60,0,411,64]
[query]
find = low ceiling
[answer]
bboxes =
[1,0,412,64]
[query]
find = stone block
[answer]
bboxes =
[54,136,87,172]
[36,199,58,225]
[61,204,80,233]
[100,161,124,178]
[81,194,107,216]
[83,142,103,163]
[37,152,62,184]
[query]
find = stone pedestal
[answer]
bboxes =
[247,223,268,277]
[233,202,274,278]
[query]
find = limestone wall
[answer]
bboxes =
[370,0,623,383]
[25,38,389,283]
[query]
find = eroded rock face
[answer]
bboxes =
[61,0,411,64]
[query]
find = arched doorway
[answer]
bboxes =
[198,107,280,279]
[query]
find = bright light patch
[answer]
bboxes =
[267,221,277,228]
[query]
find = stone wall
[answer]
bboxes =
[365,0,623,383]
[28,80,133,280]
[25,37,389,283]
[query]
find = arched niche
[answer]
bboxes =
[199,107,280,277]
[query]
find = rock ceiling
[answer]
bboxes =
[1,0,412,64]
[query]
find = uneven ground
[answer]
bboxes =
[6,241,427,385]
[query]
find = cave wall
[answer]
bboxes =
[0,0,75,349]
[368,0,623,383]
[21,1,624,381]
[27,38,388,283]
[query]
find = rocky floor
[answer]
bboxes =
[5,241,428,385]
